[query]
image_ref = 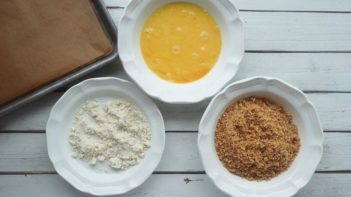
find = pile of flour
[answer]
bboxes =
[69,99,151,169]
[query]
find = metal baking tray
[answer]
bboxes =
[0,0,118,117]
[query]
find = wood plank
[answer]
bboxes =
[62,53,351,92]
[0,174,225,197]
[241,12,351,51]
[320,133,351,171]
[0,92,350,131]
[0,132,349,172]
[108,9,351,51]
[308,93,351,132]
[0,133,50,172]
[104,0,129,8]
[233,0,351,12]
[1,173,351,196]
[234,53,351,92]
[103,0,351,12]
[107,5,124,25]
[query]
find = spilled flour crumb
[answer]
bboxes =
[69,99,151,169]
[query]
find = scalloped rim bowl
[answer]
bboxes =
[198,76,324,197]
[46,77,165,196]
[118,0,244,104]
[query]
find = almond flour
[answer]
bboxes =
[215,97,300,181]
[69,99,151,169]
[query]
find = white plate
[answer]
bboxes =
[46,77,165,196]
[118,0,244,104]
[198,76,324,197]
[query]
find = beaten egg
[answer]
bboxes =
[140,2,222,83]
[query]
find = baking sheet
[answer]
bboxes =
[0,0,118,116]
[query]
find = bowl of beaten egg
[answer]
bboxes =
[118,0,244,103]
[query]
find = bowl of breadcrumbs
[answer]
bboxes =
[198,76,323,197]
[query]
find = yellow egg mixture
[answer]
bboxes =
[140,2,222,83]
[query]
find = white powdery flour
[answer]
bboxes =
[69,99,151,169]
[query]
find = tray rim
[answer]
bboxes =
[0,0,118,117]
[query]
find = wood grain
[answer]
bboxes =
[1,174,351,197]
[60,53,351,91]
[0,92,350,131]
[55,53,351,92]
[0,132,349,172]
[1,1,350,196]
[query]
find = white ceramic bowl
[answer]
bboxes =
[46,77,165,196]
[118,0,244,104]
[198,77,324,197]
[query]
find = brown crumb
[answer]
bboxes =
[215,96,300,181]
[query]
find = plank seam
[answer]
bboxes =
[166,131,198,133]
[0,130,350,133]
[303,91,351,94]
[107,7,351,14]
[0,130,200,133]
[153,171,205,174]
[1,171,351,175]
[315,170,351,174]
[106,6,123,9]
[245,50,351,53]
[324,130,351,133]
[0,130,45,133]
[54,88,351,93]
[0,171,206,175]
[239,10,351,14]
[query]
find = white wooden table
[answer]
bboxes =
[1,0,351,196]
